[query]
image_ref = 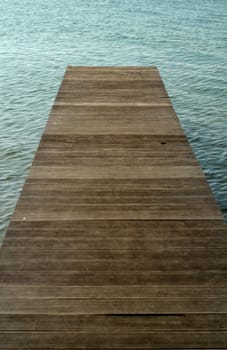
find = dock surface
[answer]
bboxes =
[1,66,227,349]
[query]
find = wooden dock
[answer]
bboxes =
[0,66,227,348]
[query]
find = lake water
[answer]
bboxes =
[0,0,227,240]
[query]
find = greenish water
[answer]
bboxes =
[0,0,227,240]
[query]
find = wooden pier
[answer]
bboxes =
[0,66,227,348]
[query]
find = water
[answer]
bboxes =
[0,0,227,240]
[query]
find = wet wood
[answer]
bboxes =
[0,66,227,348]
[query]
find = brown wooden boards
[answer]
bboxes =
[0,66,227,349]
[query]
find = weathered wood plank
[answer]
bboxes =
[12,203,222,221]
[1,249,227,271]
[0,270,227,285]
[0,330,227,348]
[1,298,227,314]
[38,135,194,155]
[32,155,198,166]
[5,220,227,251]
[1,285,227,300]
[0,66,226,349]
[4,236,227,250]
[0,313,226,331]
[27,165,205,179]
[6,219,227,237]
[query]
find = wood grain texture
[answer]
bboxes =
[0,66,227,349]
